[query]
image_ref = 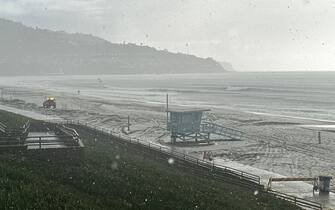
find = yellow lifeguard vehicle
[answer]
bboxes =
[43,97,56,109]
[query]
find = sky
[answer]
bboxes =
[1,0,335,71]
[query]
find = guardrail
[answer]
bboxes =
[0,120,30,148]
[55,124,80,144]
[268,190,322,210]
[25,135,78,149]
[201,122,244,140]
[64,120,262,185]
[60,119,323,210]
[0,120,30,138]
[0,138,26,150]
[121,135,262,188]
[0,120,81,150]
[0,122,7,133]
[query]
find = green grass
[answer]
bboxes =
[0,110,28,128]
[0,110,300,210]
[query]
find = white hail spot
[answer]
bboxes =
[168,158,175,164]
[111,161,118,170]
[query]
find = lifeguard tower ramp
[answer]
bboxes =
[201,122,244,141]
[167,107,244,144]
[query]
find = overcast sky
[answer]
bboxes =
[1,0,335,71]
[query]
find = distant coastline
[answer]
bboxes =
[0,18,229,76]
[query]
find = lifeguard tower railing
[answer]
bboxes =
[201,122,244,141]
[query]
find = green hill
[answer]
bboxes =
[0,110,299,209]
[0,18,225,76]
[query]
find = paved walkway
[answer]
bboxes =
[214,158,335,209]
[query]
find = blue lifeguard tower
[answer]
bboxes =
[167,108,210,144]
[166,107,244,144]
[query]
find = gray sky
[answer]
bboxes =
[1,0,335,71]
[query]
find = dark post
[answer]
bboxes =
[318,131,321,144]
[39,137,42,149]
[166,94,169,129]
[128,115,130,131]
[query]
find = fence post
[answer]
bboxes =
[39,137,42,149]
[318,131,321,144]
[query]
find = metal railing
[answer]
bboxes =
[65,120,262,184]
[0,120,30,148]
[0,122,7,133]
[55,124,80,144]
[25,135,78,149]
[201,122,244,140]
[60,119,323,210]
[0,120,30,138]
[268,190,322,210]
[0,120,81,150]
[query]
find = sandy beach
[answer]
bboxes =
[1,72,335,208]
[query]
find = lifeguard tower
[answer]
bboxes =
[167,108,211,144]
[166,107,244,144]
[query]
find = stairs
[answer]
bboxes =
[0,122,7,136]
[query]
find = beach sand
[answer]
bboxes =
[1,74,335,208]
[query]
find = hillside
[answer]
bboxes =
[220,61,235,71]
[0,110,299,210]
[0,18,225,76]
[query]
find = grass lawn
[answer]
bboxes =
[0,109,28,128]
[0,110,300,209]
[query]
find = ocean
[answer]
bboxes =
[1,71,335,122]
